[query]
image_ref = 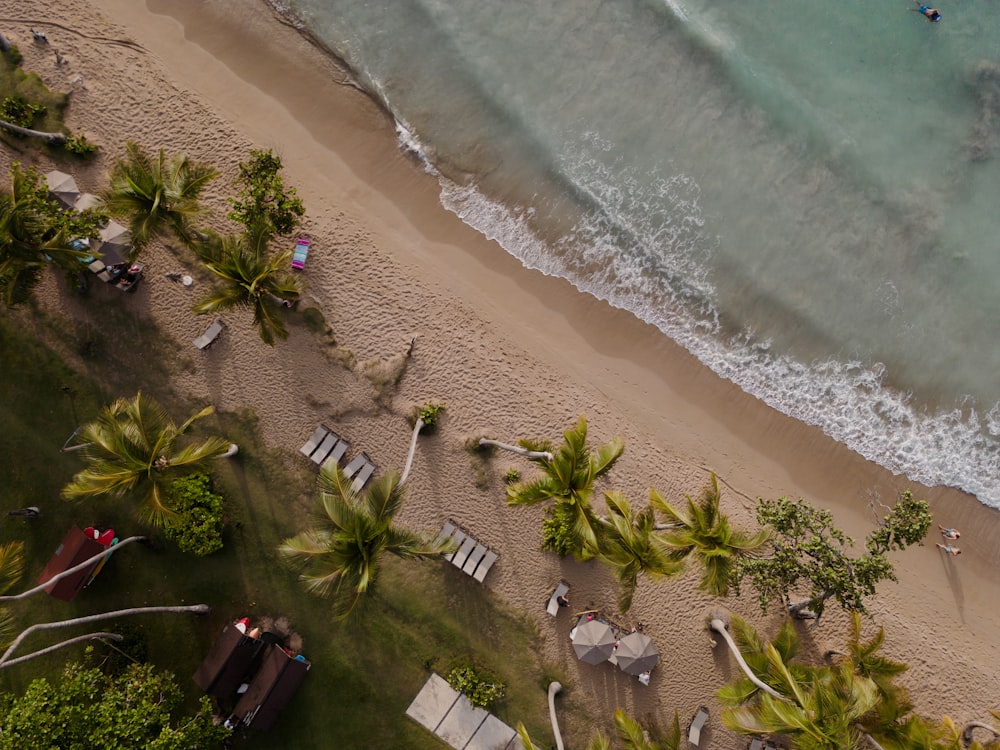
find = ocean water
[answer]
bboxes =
[275,0,1000,506]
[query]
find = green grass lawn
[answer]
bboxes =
[0,307,562,747]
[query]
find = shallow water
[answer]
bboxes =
[279,0,1000,505]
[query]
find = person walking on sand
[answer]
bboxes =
[912,2,942,22]
[939,525,960,540]
[936,543,961,556]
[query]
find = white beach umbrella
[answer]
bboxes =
[74,192,102,212]
[44,169,79,209]
[571,616,617,665]
[614,631,659,676]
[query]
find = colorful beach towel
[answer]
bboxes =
[291,237,310,270]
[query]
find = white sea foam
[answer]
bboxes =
[427,145,1000,508]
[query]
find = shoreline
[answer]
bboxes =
[9,0,1000,743]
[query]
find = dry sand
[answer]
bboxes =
[4,0,999,745]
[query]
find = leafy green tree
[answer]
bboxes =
[597,491,683,612]
[278,466,451,619]
[228,148,305,237]
[651,473,769,596]
[504,415,624,558]
[192,224,302,346]
[0,661,228,749]
[62,393,231,526]
[0,164,92,305]
[733,490,931,622]
[163,472,225,556]
[103,141,217,253]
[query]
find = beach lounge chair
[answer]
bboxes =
[343,452,367,479]
[291,237,310,270]
[450,536,478,569]
[546,580,571,616]
[350,455,376,493]
[748,740,764,750]
[435,521,457,547]
[322,439,349,470]
[299,426,328,458]
[194,320,225,350]
[472,550,498,583]
[310,432,340,465]
[688,706,709,746]
[461,543,489,575]
[444,530,467,563]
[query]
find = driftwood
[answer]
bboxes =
[0,119,67,145]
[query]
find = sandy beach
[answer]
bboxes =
[4,0,999,745]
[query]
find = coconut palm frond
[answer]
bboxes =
[0,543,24,596]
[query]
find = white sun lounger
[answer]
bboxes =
[546,581,571,616]
[451,537,478,569]
[472,550,498,583]
[748,739,764,750]
[343,453,367,479]
[444,530,467,563]
[461,543,488,575]
[311,432,339,465]
[688,706,709,746]
[299,426,328,458]
[350,458,376,493]
[194,320,225,350]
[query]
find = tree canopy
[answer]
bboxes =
[733,491,931,622]
[0,661,228,749]
[227,148,305,238]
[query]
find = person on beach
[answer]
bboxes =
[939,526,960,540]
[912,2,942,22]
[556,594,569,608]
[936,543,961,555]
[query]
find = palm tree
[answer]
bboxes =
[192,225,301,346]
[651,473,769,595]
[61,393,231,526]
[278,466,451,619]
[597,491,684,612]
[0,542,24,647]
[505,415,624,557]
[712,614,944,750]
[103,141,217,252]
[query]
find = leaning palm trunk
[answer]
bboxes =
[0,604,210,668]
[478,438,553,462]
[399,418,425,486]
[0,536,146,603]
[0,120,67,144]
[0,632,122,668]
[547,681,565,750]
[709,617,786,701]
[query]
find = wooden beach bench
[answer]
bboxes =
[436,520,498,583]
[194,320,225,350]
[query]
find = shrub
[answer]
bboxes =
[503,467,520,485]
[540,504,578,557]
[446,666,506,709]
[64,133,97,156]
[413,402,445,431]
[164,472,225,556]
[0,95,44,127]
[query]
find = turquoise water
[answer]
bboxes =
[275,0,1000,506]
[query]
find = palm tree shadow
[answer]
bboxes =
[939,553,965,623]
